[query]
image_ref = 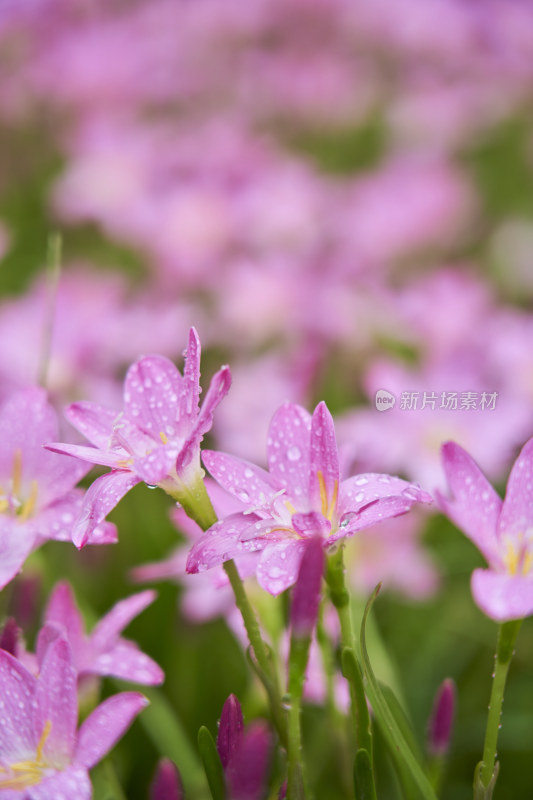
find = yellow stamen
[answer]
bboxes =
[284,499,297,515]
[317,470,328,517]
[36,719,52,762]
[328,479,339,521]
[0,498,9,514]
[12,450,22,498]
[0,720,52,789]
[159,431,168,444]
[117,457,134,469]
[18,480,38,523]
[503,542,519,576]
[317,471,338,521]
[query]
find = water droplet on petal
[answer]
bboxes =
[287,446,301,461]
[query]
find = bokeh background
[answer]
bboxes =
[1,1,533,797]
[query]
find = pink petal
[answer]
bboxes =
[0,389,56,479]
[0,517,36,590]
[256,539,308,595]
[177,327,201,431]
[44,441,125,470]
[291,511,331,539]
[471,568,533,621]
[65,401,120,449]
[73,470,141,548]
[328,493,430,544]
[90,590,157,652]
[0,650,36,763]
[35,623,63,671]
[176,365,232,476]
[186,514,267,573]
[436,442,501,566]
[28,766,91,800]
[34,636,77,767]
[44,582,85,660]
[238,518,294,543]
[308,402,339,511]
[133,446,175,485]
[75,692,148,769]
[498,437,533,542]
[290,536,324,637]
[91,640,164,685]
[202,450,277,506]
[267,404,312,502]
[124,356,182,438]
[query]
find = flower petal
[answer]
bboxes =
[75,692,148,769]
[0,650,36,764]
[0,517,36,590]
[28,765,92,800]
[202,451,277,507]
[91,640,164,685]
[471,569,533,622]
[65,401,120,449]
[329,488,432,545]
[217,694,243,770]
[267,403,311,503]
[177,327,201,431]
[44,582,85,661]
[176,365,231,476]
[150,758,184,800]
[291,511,331,539]
[256,539,308,595]
[124,355,182,438]
[44,441,125,470]
[72,470,141,548]
[186,514,266,573]
[90,590,157,652]
[436,442,501,566]
[34,636,77,767]
[308,402,339,511]
[498,437,533,541]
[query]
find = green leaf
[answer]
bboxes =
[130,685,206,796]
[91,758,127,800]
[359,585,438,800]
[354,749,378,800]
[379,683,424,766]
[198,725,227,800]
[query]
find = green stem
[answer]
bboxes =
[479,619,522,791]
[287,637,309,800]
[325,546,361,744]
[224,560,287,747]
[163,474,287,745]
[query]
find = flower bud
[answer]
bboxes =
[428,678,456,758]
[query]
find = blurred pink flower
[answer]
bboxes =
[0,633,147,797]
[42,581,164,685]
[437,439,533,621]
[0,388,115,589]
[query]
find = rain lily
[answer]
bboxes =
[187,401,432,595]
[0,388,116,590]
[437,439,533,621]
[0,632,147,798]
[46,328,231,546]
[41,581,164,685]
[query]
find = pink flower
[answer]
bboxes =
[41,581,164,685]
[150,758,183,800]
[187,401,431,595]
[437,439,533,621]
[0,632,147,798]
[0,388,116,589]
[46,328,231,547]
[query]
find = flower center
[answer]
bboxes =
[0,720,52,789]
[0,450,39,522]
[502,532,533,577]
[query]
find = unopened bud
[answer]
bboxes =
[428,678,456,757]
[290,536,324,638]
[217,694,244,769]
[150,757,184,800]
